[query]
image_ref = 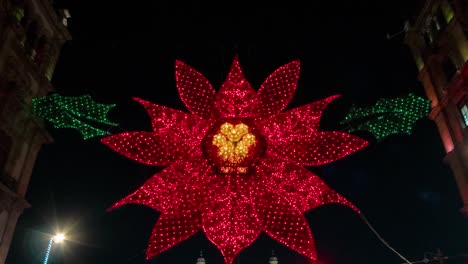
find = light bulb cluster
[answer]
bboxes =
[102,56,368,264]
[341,93,430,141]
[212,123,256,165]
[33,94,117,139]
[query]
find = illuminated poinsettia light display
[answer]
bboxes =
[101,56,368,264]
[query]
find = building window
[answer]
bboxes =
[456,0,468,38]
[441,1,455,23]
[0,81,15,113]
[423,30,434,47]
[34,36,46,65]
[460,104,468,127]
[424,21,439,48]
[13,7,24,23]
[435,8,447,30]
[441,57,457,83]
[423,8,448,48]
[24,21,38,58]
[12,0,25,24]
[0,131,12,172]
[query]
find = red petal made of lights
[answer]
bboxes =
[270,131,368,166]
[215,55,258,118]
[277,162,358,212]
[257,95,340,142]
[101,131,186,166]
[166,150,217,212]
[254,60,300,117]
[202,176,262,264]
[109,151,212,213]
[108,169,177,212]
[223,55,250,85]
[133,97,208,141]
[258,191,317,261]
[256,157,358,213]
[146,211,202,260]
[175,60,216,119]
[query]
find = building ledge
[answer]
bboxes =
[0,180,30,211]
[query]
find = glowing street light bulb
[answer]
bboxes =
[53,233,65,243]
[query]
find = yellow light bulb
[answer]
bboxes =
[212,122,257,167]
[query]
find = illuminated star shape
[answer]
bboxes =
[101,56,368,264]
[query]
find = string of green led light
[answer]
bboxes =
[341,93,430,141]
[32,94,118,139]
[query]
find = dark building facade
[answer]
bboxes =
[0,0,70,261]
[405,0,468,214]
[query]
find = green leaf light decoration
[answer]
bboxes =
[32,94,118,139]
[341,93,430,141]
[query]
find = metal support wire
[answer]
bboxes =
[359,213,412,264]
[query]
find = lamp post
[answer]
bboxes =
[43,233,65,264]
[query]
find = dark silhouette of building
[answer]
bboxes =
[405,0,468,214]
[0,0,70,261]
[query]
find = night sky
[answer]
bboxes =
[6,1,468,263]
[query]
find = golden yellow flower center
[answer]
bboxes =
[212,122,256,165]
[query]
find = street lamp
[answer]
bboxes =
[43,233,65,264]
[53,233,65,243]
